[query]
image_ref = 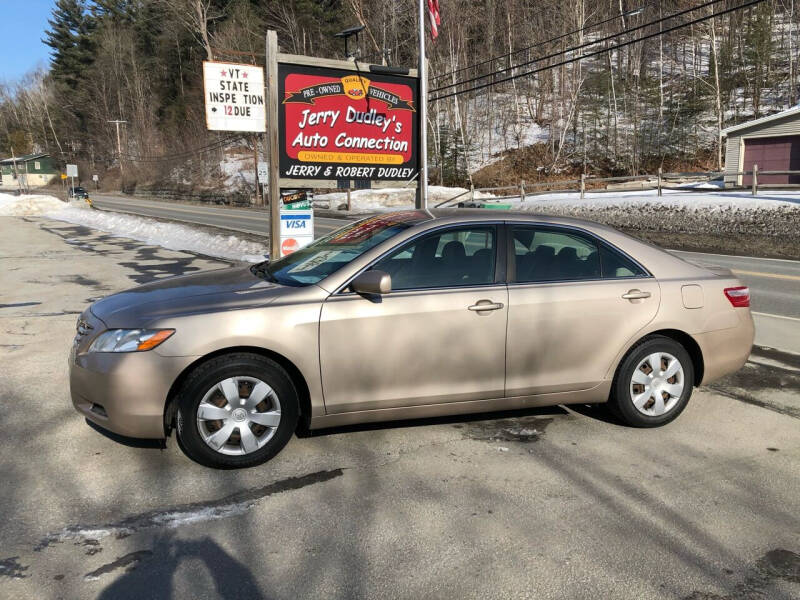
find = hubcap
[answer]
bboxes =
[629,352,684,416]
[196,376,281,456]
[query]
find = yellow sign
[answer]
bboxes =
[297,150,403,164]
[60,173,67,180]
[341,75,370,100]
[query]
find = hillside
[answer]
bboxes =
[1,0,798,190]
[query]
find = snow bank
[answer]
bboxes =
[46,206,268,262]
[502,188,800,212]
[313,185,495,213]
[1,191,266,262]
[0,192,67,216]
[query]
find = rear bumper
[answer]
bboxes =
[70,350,197,439]
[695,309,755,385]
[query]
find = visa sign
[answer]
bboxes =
[279,209,314,257]
[279,213,311,235]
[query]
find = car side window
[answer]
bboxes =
[513,226,647,282]
[598,244,648,278]
[372,226,497,290]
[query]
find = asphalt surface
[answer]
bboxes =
[90,193,800,354]
[1,216,799,600]
[91,193,349,238]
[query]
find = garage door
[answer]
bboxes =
[742,135,800,185]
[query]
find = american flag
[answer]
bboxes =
[428,0,441,39]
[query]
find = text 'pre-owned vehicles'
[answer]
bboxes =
[69,211,754,468]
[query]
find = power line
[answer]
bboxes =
[431,0,731,95]
[121,134,243,163]
[431,5,645,83]
[431,0,764,102]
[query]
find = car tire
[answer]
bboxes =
[175,353,299,469]
[609,336,694,428]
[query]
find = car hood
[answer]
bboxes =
[90,266,289,327]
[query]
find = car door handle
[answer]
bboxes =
[621,289,651,300]
[468,300,504,312]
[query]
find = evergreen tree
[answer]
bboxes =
[44,0,95,90]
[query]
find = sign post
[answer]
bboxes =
[66,164,78,198]
[266,30,282,260]
[257,160,269,208]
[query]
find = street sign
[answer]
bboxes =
[60,173,67,180]
[257,161,269,182]
[66,164,78,177]
[92,174,99,182]
[203,61,266,132]
[279,200,314,258]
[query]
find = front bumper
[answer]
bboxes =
[70,348,197,439]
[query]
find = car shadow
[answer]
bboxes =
[302,404,571,437]
[86,419,167,449]
[565,402,627,425]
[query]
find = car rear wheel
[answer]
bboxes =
[175,353,298,469]
[609,336,694,427]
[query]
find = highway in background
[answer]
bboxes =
[91,193,800,353]
[91,193,350,238]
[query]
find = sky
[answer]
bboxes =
[0,0,54,83]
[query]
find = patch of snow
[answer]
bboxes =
[44,205,268,262]
[220,153,256,188]
[674,180,725,190]
[313,185,495,213]
[493,188,800,212]
[0,192,67,216]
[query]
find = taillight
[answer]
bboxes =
[724,286,750,308]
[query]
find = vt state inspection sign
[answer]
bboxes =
[203,61,266,132]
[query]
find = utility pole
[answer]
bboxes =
[10,146,22,195]
[417,0,429,209]
[108,119,127,186]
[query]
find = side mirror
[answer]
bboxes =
[350,270,391,295]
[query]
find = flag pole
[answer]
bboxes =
[418,0,429,210]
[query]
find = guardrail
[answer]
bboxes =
[436,164,800,208]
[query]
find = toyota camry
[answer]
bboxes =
[70,210,754,468]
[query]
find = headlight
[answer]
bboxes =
[88,329,174,353]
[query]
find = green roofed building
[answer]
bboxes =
[1,153,59,190]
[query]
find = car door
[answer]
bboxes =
[505,224,660,397]
[319,224,508,414]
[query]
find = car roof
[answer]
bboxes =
[382,208,622,235]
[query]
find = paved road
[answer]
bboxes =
[2,216,798,600]
[90,194,800,353]
[92,193,349,238]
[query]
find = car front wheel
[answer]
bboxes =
[609,336,694,427]
[175,353,298,469]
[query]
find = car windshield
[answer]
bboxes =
[251,211,431,287]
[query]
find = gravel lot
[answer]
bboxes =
[1,216,798,600]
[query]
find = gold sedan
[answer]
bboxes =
[70,211,754,468]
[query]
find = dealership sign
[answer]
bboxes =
[203,61,266,132]
[278,63,418,183]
